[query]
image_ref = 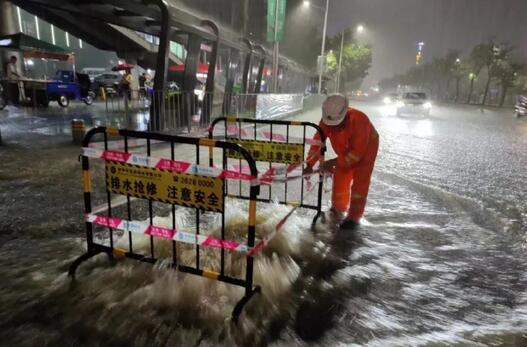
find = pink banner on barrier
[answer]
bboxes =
[146,225,175,239]
[93,215,122,229]
[231,164,252,174]
[202,237,224,249]
[262,131,286,142]
[155,159,192,173]
[222,240,242,250]
[222,170,254,181]
[227,125,248,137]
[102,150,131,163]
[202,237,243,251]
[247,240,265,257]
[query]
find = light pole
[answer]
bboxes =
[335,32,344,93]
[317,0,329,94]
[336,25,364,93]
[272,0,280,92]
[304,0,330,94]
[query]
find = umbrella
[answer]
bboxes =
[112,63,134,71]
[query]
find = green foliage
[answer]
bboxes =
[325,30,372,91]
[492,58,526,105]
[379,40,526,106]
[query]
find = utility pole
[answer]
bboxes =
[317,0,329,94]
[336,30,344,93]
[243,0,249,36]
[272,0,280,93]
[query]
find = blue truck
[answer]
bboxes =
[46,70,95,107]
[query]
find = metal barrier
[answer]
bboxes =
[223,93,258,118]
[150,90,224,133]
[69,126,261,322]
[103,88,150,113]
[106,91,305,134]
[209,116,327,225]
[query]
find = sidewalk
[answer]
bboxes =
[0,101,148,148]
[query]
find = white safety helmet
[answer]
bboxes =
[322,94,348,126]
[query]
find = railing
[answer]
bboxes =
[102,90,311,135]
[102,88,150,113]
[222,93,258,118]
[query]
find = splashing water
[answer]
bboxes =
[0,198,336,346]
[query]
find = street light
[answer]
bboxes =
[336,24,365,93]
[318,0,330,94]
[303,0,330,94]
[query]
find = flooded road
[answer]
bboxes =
[1,101,527,346]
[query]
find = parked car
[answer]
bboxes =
[93,72,121,93]
[395,92,432,116]
[81,68,106,82]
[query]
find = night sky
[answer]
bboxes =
[323,0,527,87]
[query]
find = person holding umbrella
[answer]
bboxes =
[112,63,134,107]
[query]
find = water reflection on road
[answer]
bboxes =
[0,101,527,346]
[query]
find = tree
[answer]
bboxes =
[493,59,525,106]
[430,57,448,99]
[469,41,513,105]
[326,30,372,92]
[380,42,524,106]
[441,50,462,99]
[451,59,468,102]
[467,43,492,103]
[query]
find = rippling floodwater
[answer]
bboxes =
[1,102,527,346]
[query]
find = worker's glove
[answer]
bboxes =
[320,158,338,173]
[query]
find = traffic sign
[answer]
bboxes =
[267,0,287,43]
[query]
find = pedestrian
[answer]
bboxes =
[6,56,21,105]
[305,94,379,230]
[120,69,133,107]
[139,72,146,97]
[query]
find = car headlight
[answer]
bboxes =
[423,102,432,109]
[383,97,392,104]
[395,101,405,108]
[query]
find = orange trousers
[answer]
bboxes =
[331,138,379,222]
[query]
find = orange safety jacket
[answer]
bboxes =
[308,107,378,169]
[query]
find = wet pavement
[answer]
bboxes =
[0,101,149,148]
[1,100,527,346]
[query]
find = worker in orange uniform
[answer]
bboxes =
[305,94,379,230]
